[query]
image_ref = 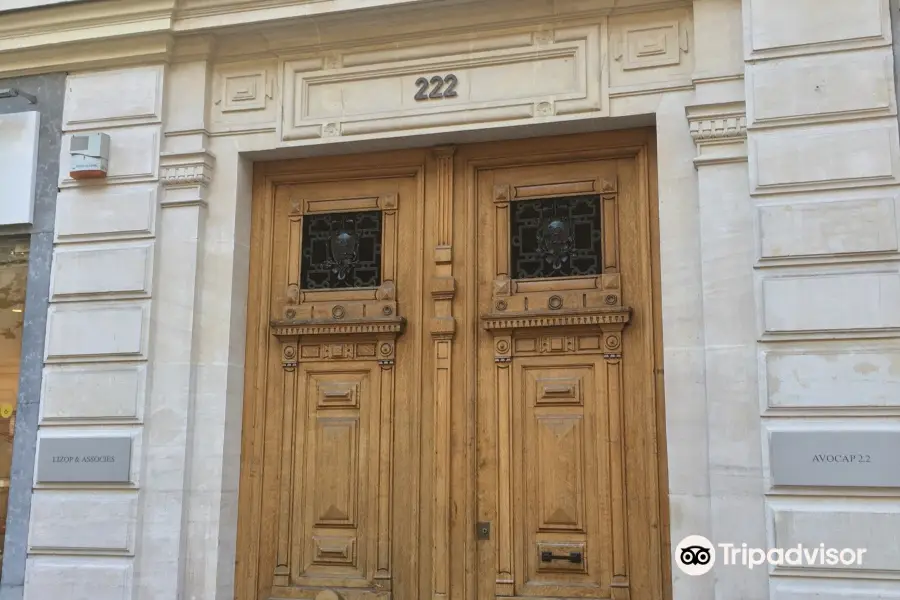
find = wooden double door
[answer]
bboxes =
[236,130,669,600]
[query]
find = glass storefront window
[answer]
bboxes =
[0,238,28,571]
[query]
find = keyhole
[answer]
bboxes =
[476,522,491,540]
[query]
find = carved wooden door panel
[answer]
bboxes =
[473,144,665,600]
[239,161,422,600]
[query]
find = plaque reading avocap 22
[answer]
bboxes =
[769,430,900,488]
[36,436,132,483]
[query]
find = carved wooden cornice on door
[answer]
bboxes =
[271,191,406,362]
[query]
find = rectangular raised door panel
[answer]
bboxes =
[295,368,372,583]
[517,362,612,596]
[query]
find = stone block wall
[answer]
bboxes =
[22,66,164,600]
[745,1,900,598]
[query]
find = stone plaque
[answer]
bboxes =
[36,436,132,483]
[770,430,900,488]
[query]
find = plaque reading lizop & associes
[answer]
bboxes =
[770,430,900,488]
[36,436,132,484]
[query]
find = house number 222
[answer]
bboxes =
[414,74,458,100]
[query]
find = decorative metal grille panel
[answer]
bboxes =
[301,210,382,289]
[510,195,602,279]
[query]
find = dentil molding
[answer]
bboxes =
[160,150,215,185]
[685,100,748,167]
[159,148,216,207]
[689,115,746,142]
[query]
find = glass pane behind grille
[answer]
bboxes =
[301,210,382,289]
[510,195,602,280]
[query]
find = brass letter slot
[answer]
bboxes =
[540,550,582,564]
[543,385,575,396]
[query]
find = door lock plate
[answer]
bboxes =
[476,522,490,540]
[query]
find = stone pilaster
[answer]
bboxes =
[134,58,214,600]
[686,100,767,599]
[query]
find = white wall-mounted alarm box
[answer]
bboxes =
[69,132,110,180]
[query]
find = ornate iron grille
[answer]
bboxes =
[510,195,602,279]
[300,210,382,289]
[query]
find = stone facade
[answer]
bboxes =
[0,1,898,600]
